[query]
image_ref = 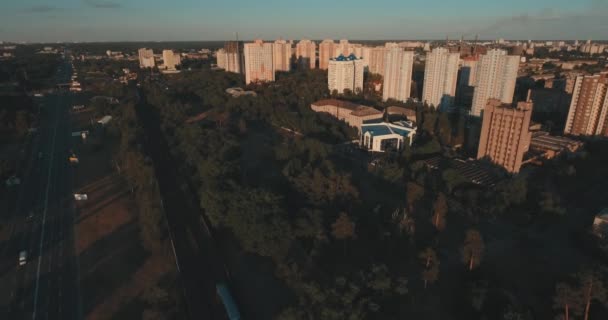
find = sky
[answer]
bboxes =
[1,0,608,42]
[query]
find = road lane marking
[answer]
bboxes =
[32,99,60,320]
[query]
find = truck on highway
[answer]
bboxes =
[216,283,241,320]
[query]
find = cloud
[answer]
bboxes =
[23,5,61,13]
[83,0,122,9]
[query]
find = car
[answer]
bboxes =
[19,251,27,266]
[5,176,20,187]
[74,194,88,201]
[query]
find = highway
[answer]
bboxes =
[0,61,82,320]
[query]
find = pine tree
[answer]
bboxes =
[461,229,484,271]
[331,212,356,256]
[431,193,448,232]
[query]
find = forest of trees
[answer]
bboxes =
[136,65,608,319]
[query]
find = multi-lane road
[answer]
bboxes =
[0,62,82,320]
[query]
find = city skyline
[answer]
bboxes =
[1,0,608,42]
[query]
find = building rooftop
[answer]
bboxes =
[530,131,582,152]
[312,99,382,117]
[331,53,361,61]
[361,121,416,138]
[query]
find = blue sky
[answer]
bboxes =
[1,0,607,42]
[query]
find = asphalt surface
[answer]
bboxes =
[0,62,82,320]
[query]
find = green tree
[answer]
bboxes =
[418,247,440,289]
[461,229,484,271]
[406,182,425,212]
[576,268,607,320]
[331,212,356,255]
[553,282,580,320]
[431,193,448,232]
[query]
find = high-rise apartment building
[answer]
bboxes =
[564,74,608,137]
[422,47,460,109]
[138,48,155,68]
[273,39,292,72]
[477,99,533,173]
[368,46,387,75]
[458,56,479,87]
[162,50,181,70]
[336,39,353,57]
[223,41,245,74]
[319,39,336,70]
[216,49,227,69]
[328,54,364,94]
[244,39,275,84]
[382,44,414,102]
[470,49,520,116]
[296,39,316,69]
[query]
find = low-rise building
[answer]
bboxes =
[360,121,416,152]
[311,99,382,132]
[529,131,583,159]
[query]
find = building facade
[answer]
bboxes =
[319,39,336,70]
[477,99,533,173]
[422,47,460,109]
[273,39,292,72]
[361,121,416,152]
[223,41,245,74]
[564,74,608,137]
[471,49,520,116]
[328,54,364,94]
[244,39,275,84]
[382,44,414,102]
[311,99,383,132]
[296,39,316,69]
[368,46,387,75]
[138,48,155,68]
[162,50,181,70]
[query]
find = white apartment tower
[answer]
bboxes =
[422,47,460,109]
[138,48,155,68]
[328,54,364,94]
[382,44,414,102]
[296,39,316,69]
[273,39,292,72]
[216,49,227,69]
[470,49,520,116]
[244,39,275,84]
[162,50,181,70]
[319,39,336,70]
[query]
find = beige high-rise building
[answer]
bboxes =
[458,56,479,87]
[223,41,244,74]
[328,54,364,94]
[382,44,414,102]
[422,47,460,109]
[361,46,372,67]
[162,50,181,70]
[244,39,274,84]
[319,39,336,70]
[273,39,292,72]
[336,39,353,57]
[471,49,520,116]
[477,99,533,173]
[138,48,155,68]
[216,49,227,69]
[368,46,387,75]
[564,73,608,137]
[296,39,316,69]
